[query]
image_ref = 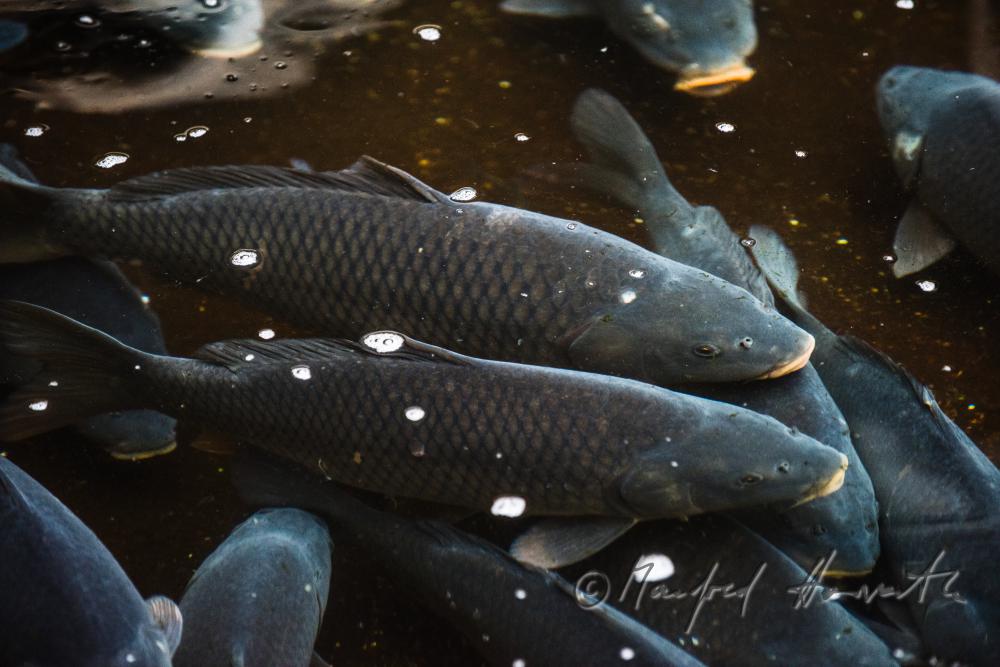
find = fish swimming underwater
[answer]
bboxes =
[500,0,757,95]
[877,65,1000,278]
[0,456,182,667]
[174,508,332,667]
[0,0,265,57]
[0,257,176,460]
[564,517,897,666]
[0,147,814,387]
[750,225,1000,667]
[530,88,879,575]
[232,450,707,667]
[0,301,848,565]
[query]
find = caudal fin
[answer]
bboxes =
[0,301,148,441]
[0,145,60,263]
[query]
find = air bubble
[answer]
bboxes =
[620,289,637,304]
[631,554,675,582]
[75,13,99,28]
[362,331,405,353]
[514,133,530,142]
[715,122,735,133]
[628,269,645,279]
[896,0,914,9]
[95,152,129,169]
[24,124,49,138]
[413,24,442,42]
[409,442,426,457]
[229,249,260,268]
[291,365,312,381]
[405,406,426,422]
[449,187,477,202]
[490,496,526,517]
[28,400,48,412]
[740,238,756,248]
[258,328,276,340]
[514,588,527,600]
[795,150,808,158]
[916,280,937,292]
[620,647,636,661]
[566,223,577,230]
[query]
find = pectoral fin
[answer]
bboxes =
[892,202,956,277]
[510,517,637,569]
[500,0,596,17]
[146,595,183,656]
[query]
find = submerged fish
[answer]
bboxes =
[0,301,847,565]
[750,226,1000,667]
[530,88,879,574]
[0,148,813,387]
[500,0,757,95]
[0,257,176,460]
[564,517,897,666]
[877,66,1000,277]
[233,450,707,667]
[0,0,264,57]
[174,508,332,667]
[0,456,182,667]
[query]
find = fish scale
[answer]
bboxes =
[58,189,632,352]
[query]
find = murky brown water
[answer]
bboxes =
[0,1,995,664]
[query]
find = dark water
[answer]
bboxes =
[0,1,994,665]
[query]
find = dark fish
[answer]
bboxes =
[0,0,264,57]
[530,89,879,574]
[500,0,757,95]
[174,508,332,667]
[0,17,27,52]
[0,148,815,387]
[563,517,897,666]
[877,66,1000,277]
[750,225,1000,667]
[232,450,707,667]
[0,301,848,566]
[0,257,176,460]
[2,1,402,113]
[0,456,182,667]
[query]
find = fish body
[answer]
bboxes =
[0,456,181,667]
[0,150,814,387]
[0,257,176,459]
[174,508,332,667]
[233,451,706,667]
[750,225,1000,666]
[500,0,757,94]
[534,89,879,574]
[565,517,897,666]
[877,66,1000,277]
[0,302,848,521]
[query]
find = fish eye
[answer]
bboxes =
[740,474,763,485]
[693,343,720,358]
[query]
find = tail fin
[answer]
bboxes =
[564,89,682,213]
[0,301,148,441]
[0,145,60,263]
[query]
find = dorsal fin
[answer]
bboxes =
[107,156,448,204]
[194,331,475,371]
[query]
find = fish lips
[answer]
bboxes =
[674,61,756,96]
[756,333,816,380]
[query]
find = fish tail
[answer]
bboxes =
[564,89,683,213]
[0,144,64,263]
[0,300,149,441]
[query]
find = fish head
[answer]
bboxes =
[617,411,849,518]
[568,271,815,384]
[147,0,265,57]
[877,66,985,184]
[611,0,757,95]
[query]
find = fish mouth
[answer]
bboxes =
[756,333,815,380]
[109,441,177,462]
[792,453,849,507]
[674,63,756,96]
[190,39,263,59]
